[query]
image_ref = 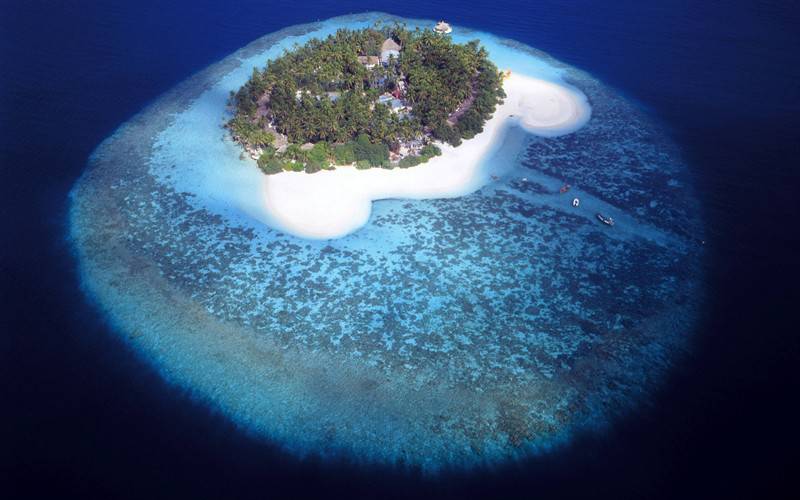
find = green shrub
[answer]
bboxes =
[307,142,331,165]
[284,161,305,172]
[259,158,284,174]
[353,135,389,167]
[432,123,462,147]
[282,144,305,161]
[305,158,324,173]
[398,155,421,168]
[355,159,372,170]
[333,143,356,165]
[420,144,442,158]
[228,116,275,148]
[397,144,442,168]
[256,147,275,167]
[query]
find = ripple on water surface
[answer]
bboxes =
[69,13,704,471]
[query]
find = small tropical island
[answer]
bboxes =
[69,13,706,471]
[220,21,589,239]
[227,24,506,174]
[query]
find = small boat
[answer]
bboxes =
[572,197,580,207]
[596,213,614,226]
[434,20,453,34]
[559,184,571,193]
[491,175,499,181]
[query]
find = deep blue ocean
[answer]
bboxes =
[2,1,799,498]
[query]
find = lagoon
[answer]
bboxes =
[70,12,704,471]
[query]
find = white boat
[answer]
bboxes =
[596,213,614,226]
[434,20,453,34]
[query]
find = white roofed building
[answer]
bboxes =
[380,38,401,64]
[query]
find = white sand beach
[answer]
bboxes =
[261,73,591,239]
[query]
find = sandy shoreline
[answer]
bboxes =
[261,73,591,239]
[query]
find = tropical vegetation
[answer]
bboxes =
[227,24,505,174]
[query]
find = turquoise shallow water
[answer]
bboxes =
[69,13,704,471]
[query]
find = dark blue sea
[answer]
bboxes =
[2,0,799,498]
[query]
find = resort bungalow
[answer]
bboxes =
[389,98,406,113]
[380,38,401,64]
[399,138,424,156]
[357,55,380,69]
[376,93,408,114]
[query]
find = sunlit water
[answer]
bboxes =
[70,12,704,471]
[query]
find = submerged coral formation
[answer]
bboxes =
[70,13,703,471]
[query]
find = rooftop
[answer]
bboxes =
[381,38,401,53]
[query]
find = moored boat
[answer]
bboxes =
[434,20,453,34]
[596,213,614,226]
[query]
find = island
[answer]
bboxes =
[227,24,506,174]
[70,13,703,471]
[224,23,591,239]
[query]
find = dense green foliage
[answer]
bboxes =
[398,144,442,168]
[333,143,356,165]
[229,114,275,148]
[453,58,507,140]
[400,36,504,145]
[254,135,388,174]
[352,134,390,167]
[232,28,410,146]
[229,24,505,174]
[257,155,284,175]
